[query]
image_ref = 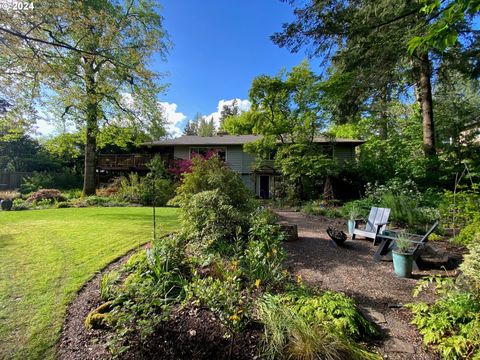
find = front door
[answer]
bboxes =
[259,175,270,199]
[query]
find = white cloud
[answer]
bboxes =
[203,98,251,129]
[35,119,57,136]
[159,102,187,138]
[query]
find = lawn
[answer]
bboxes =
[0,207,179,360]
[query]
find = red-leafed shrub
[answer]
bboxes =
[168,150,219,178]
[27,189,66,203]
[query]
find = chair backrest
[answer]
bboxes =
[365,207,391,234]
[412,221,439,254]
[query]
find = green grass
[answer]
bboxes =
[0,207,179,360]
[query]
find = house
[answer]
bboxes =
[97,134,364,198]
[125,134,364,199]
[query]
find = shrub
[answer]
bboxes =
[185,274,250,333]
[26,189,65,203]
[20,172,54,194]
[456,221,480,245]
[409,276,480,360]
[439,184,480,229]
[380,193,419,226]
[63,188,83,200]
[97,177,123,197]
[12,198,32,211]
[365,178,422,204]
[55,201,71,209]
[257,290,379,360]
[115,173,143,204]
[460,238,480,295]
[171,155,253,214]
[123,251,150,274]
[180,189,249,254]
[115,173,175,206]
[341,199,374,219]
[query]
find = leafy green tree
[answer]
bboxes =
[226,61,336,198]
[0,135,61,172]
[223,111,256,135]
[408,0,480,52]
[0,0,170,195]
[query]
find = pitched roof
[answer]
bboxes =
[139,135,365,147]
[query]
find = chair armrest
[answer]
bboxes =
[374,222,388,226]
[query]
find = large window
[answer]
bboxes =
[190,147,226,161]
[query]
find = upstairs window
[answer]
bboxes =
[190,147,226,161]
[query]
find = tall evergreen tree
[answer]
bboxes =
[219,99,240,131]
[198,116,215,136]
[272,0,479,175]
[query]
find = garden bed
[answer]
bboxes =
[57,253,262,360]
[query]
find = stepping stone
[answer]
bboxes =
[384,338,415,354]
[360,307,386,324]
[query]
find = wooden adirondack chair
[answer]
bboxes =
[352,207,391,244]
[373,221,440,267]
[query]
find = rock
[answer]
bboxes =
[360,306,386,324]
[384,338,415,354]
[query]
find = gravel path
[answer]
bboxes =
[276,211,440,360]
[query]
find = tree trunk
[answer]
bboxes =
[378,86,390,140]
[417,52,438,174]
[83,117,97,195]
[83,65,98,196]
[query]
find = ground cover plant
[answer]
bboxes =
[0,207,179,360]
[409,235,480,359]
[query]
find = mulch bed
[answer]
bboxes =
[57,251,262,360]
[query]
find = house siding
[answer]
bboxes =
[225,145,243,173]
[333,145,354,164]
[241,174,255,193]
[173,145,189,159]
[242,150,256,174]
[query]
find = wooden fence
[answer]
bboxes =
[0,172,32,190]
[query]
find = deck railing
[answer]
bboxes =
[97,154,154,170]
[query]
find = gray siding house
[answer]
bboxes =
[138,135,364,199]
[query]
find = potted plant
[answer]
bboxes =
[347,206,360,235]
[392,233,413,278]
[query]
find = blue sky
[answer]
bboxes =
[38,0,318,136]
[153,0,321,136]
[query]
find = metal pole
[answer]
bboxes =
[153,178,156,242]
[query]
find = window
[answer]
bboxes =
[190,147,226,161]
